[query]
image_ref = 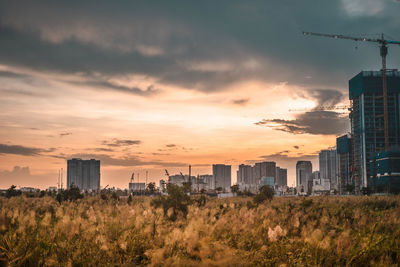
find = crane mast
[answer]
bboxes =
[303,31,400,151]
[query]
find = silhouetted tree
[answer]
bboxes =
[6,185,21,198]
[56,185,83,203]
[231,184,239,194]
[253,185,274,205]
[150,184,191,221]
[146,182,156,194]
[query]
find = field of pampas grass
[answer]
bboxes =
[1,195,400,266]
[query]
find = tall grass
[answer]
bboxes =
[0,195,399,266]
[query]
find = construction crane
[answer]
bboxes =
[303,31,400,151]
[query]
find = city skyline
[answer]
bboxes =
[1,1,400,189]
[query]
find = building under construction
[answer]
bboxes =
[349,70,400,192]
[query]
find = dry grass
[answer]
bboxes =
[1,195,399,266]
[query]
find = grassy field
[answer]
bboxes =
[1,195,399,266]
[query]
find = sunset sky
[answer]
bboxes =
[1,0,400,189]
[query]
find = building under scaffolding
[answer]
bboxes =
[349,70,400,193]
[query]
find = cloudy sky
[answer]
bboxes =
[1,0,399,189]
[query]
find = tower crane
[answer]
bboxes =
[303,31,400,151]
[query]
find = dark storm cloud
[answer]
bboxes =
[256,88,349,135]
[0,1,399,94]
[0,143,55,156]
[102,139,142,147]
[255,111,349,135]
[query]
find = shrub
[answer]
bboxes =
[150,183,191,221]
[56,185,83,202]
[253,185,274,204]
[5,185,21,198]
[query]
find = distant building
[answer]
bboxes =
[275,167,287,186]
[213,164,231,192]
[20,187,39,193]
[337,134,353,194]
[198,174,214,191]
[296,161,312,194]
[254,162,276,184]
[312,177,331,194]
[260,176,274,188]
[159,179,166,191]
[129,182,145,192]
[349,70,400,192]
[237,164,254,185]
[67,158,100,191]
[311,171,320,180]
[319,149,337,190]
[48,186,58,192]
[168,174,186,187]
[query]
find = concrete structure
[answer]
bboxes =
[349,71,400,192]
[275,167,288,186]
[312,177,331,194]
[237,164,257,192]
[319,149,338,190]
[67,158,100,191]
[254,162,276,184]
[198,174,214,191]
[260,176,274,188]
[129,182,145,192]
[337,134,354,194]
[237,164,254,185]
[296,161,312,194]
[369,150,400,193]
[168,174,186,187]
[213,164,231,192]
[159,179,166,191]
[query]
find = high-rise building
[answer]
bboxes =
[275,167,287,186]
[254,162,276,184]
[370,151,400,193]
[337,134,353,194]
[319,149,337,190]
[198,174,214,191]
[237,164,254,185]
[349,71,400,192]
[67,158,100,191]
[213,164,231,191]
[296,161,312,194]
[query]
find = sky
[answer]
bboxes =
[0,0,400,189]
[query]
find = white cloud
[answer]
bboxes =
[341,0,384,17]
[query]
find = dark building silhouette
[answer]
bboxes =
[349,71,400,192]
[337,134,353,194]
[67,158,100,191]
[212,164,231,191]
[296,161,312,194]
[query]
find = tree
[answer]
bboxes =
[150,184,191,221]
[146,182,156,194]
[231,184,239,195]
[6,185,21,198]
[56,185,83,203]
[253,185,274,205]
